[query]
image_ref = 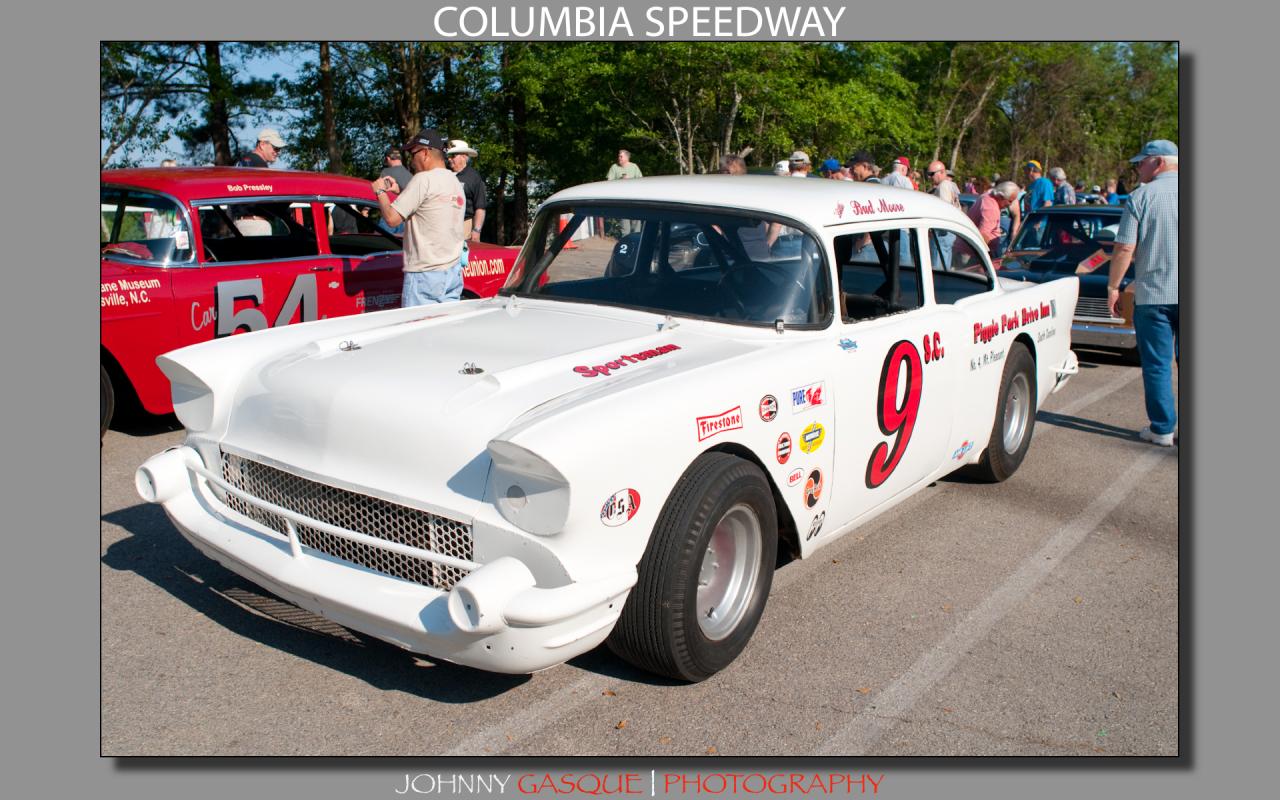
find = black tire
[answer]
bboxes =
[100,364,116,439]
[972,342,1036,482]
[607,453,777,682]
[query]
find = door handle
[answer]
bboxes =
[311,266,334,272]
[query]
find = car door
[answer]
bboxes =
[822,224,956,534]
[176,198,333,344]
[318,197,405,313]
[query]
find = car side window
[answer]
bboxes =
[834,227,922,322]
[195,201,320,263]
[928,228,993,303]
[100,187,194,266]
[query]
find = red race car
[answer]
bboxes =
[101,167,518,435]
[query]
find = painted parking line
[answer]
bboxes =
[445,673,605,756]
[815,448,1167,754]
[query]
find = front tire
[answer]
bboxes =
[972,343,1036,482]
[607,453,777,682]
[100,365,115,439]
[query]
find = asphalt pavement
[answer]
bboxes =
[100,350,1177,756]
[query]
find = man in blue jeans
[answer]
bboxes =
[1108,140,1179,446]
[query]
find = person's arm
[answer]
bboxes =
[470,209,485,242]
[1107,243,1136,317]
[372,176,405,227]
[1007,201,1023,244]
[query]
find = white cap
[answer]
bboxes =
[257,128,286,148]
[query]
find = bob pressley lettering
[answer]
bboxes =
[974,302,1052,344]
[573,344,681,378]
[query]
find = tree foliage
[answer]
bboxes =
[102,41,1177,242]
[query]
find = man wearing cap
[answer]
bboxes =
[883,156,913,190]
[845,151,880,183]
[446,140,487,246]
[1022,160,1054,214]
[773,160,791,176]
[788,151,812,178]
[1107,140,1179,446]
[375,146,413,236]
[819,158,842,179]
[372,127,466,307]
[234,128,286,168]
[927,160,962,269]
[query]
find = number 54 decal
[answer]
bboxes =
[865,333,945,489]
[214,275,317,337]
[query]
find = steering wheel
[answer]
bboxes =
[203,244,218,262]
[717,261,809,321]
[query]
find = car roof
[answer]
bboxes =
[547,175,977,231]
[100,166,377,203]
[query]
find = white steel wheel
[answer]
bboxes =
[696,503,764,641]
[607,453,777,682]
[972,342,1037,483]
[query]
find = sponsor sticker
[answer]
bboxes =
[776,433,792,464]
[600,489,641,527]
[799,422,825,454]
[696,406,743,442]
[791,381,825,414]
[804,469,823,508]
[952,440,974,461]
[758,395,778,422]
[838,338,858,352]
[806,511,826,541]
[787,468,803,487]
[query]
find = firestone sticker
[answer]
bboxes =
[759,395,778,422]
[791,381,825,414]
[696,406,743,442]
[600,489,641,527]
[799,422,825,454]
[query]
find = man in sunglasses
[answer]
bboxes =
[234,128,286,168]
[926,160,962,269]
[372,127,466,307]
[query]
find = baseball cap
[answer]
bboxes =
[1024,160,1042,172]
[821,158,841,173]
[844,150,875,168]
[257,128,286,148]
[1129,139,1178,162]
[446,139,478,157]
[774,160,791,175]
[894,156,910,168]
[403,127,447,154]
[384,145,403,159]
[789,150,811,164]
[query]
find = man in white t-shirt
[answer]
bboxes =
[372,127,466,307]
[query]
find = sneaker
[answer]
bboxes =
[1139,427,1175,447]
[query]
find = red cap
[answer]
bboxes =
[895,156,910,168]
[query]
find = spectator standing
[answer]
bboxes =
[845,151,880,183]
[819,158,842,178]
[718,154,747,175]
[234,128,286,168]
[927,160,962,269]
[961,181,1019,261]
[883,156,913,189]
[606,149,642,234]
[1107,140,1180,446]
[963,176,977,193]
[371,127,465,307]
[788,151,812,177]
[160,158,177,167]
[446,140,487,244]
[1022,160,1054,215]
[1050,167,1077,205]
[773,160,791,176]
[1105,178,1121,205]
[377,145,413,235]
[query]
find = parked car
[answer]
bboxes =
[137,176,1080,681]
[998,206,1138,362]
[100,167,519,435]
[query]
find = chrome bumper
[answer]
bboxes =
[1072,319,1137,350]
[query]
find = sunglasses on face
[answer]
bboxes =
[926,170,942,177]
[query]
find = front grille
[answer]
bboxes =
[1075,296,1121,322]
[219,452,472,590]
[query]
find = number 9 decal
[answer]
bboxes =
[866,340,923,489]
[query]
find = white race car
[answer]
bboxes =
[137,176,1079,682]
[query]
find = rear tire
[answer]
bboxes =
[972,343,1036,482]
[607,453,777,682]
[100,364,115,439]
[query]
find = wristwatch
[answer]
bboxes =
[375,188,386,196]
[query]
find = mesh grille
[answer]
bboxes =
[219,451,472,590]
[1075,296,1120,321]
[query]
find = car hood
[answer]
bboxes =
[217,299,757,516]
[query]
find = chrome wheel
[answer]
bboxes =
[1002,372,1031,454]
[696,503,763,641]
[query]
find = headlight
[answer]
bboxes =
[486,440,570,536]
[159,359,214,433]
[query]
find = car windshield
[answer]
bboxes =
[1011,211,1120,252]
[502,204,832,327]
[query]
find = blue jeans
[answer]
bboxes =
[401,263,463,307]
[1133,303,1180,435]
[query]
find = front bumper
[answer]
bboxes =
[1072,319,1137,350]
[136,446,635,674]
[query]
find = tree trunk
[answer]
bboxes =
[512,90,530,243]
[203,42,233,165]
[319,42,343,173]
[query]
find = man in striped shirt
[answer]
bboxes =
[1108,140,1179,446]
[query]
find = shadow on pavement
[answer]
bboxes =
[102,502,534,701]
[1035,410,1142,443]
